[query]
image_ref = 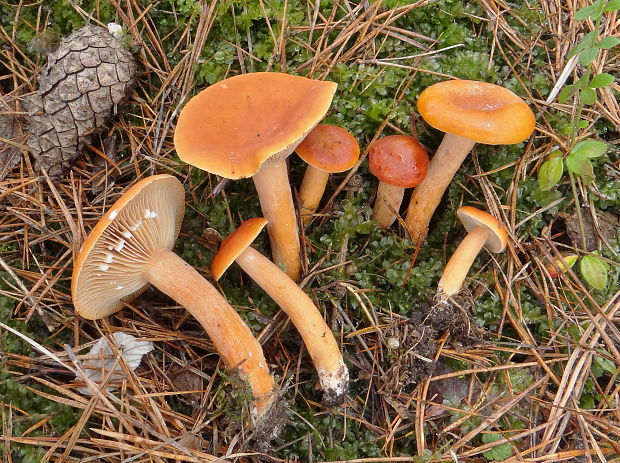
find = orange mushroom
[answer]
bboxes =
[368,135,428,228]
[296,124,360,225]
[405,80,535,242]
[436,206,508,301]
[72,175,275,416]
[174,72,337,281]
[212,218,349,405]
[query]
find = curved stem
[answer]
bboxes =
[235,247,348,405]
[144,249,275,415]
[372,182,405,228]
[299,165,329,226]
[437,226,490,299]
[253,160,302,281]
[405,134,476,242]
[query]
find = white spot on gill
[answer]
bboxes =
[99,264,109,271]
[144,209,157,219]
[107,245,114,251]
[114,240,125,252]
[115,285,124,290]
[109,210,118,220]
[104,253,114,263]
[121,231,133,239]
[129,220,142,231]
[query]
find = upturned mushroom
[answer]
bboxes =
[368,135,429,228]
[296,124,360,225]
[436,206,508,301]
[405,80,535,242]
[174,72,337,281]
[72,175,275,416]
[211,217,349,406]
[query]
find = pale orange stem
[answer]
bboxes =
[144,249,275,414]
[405,134,476,242]
[299,165,329,226]
[372,182,405,228]
[253,160,301,280]
[437,226,490,300]
[235,246,348,405]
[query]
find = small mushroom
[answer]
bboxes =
[296,124,360,225]
[436,206,508,301]
[211,218,349,406]
[405,80,535,242]
[72,175,275,416]
[368,135,429,228]
[174,72,337,281]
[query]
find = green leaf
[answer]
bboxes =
[482,433,513,461]
[580,255,608,290]
[571,139,607,158]
[566,152,594,179]
[575,4,597,20]
[578,119,589,128]
[538,157,564,191]
[590,73,615,88]
[568,33,596,58]
[604,0,620,12]
[597,36,620,49]
[558,84,577,104]
[594,355,617,374]
[580,87,597,105]
[579,46,598,66]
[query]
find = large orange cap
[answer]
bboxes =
[296,124,360,173]
[211,218,268,280]
[174,73,338,179]
[417,80,535,145]
[72,175,185,320]
[457,206,508,253]
[368,135,429,188]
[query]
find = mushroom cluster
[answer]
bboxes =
[71,72,535,432]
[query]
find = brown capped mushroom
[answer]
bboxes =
[296,124,360,225]
[174,72,337,280]
[72,175,275,416]
[368,135,428,228]
[405,80,535,242]
[211,218,349,406]
[437,206,508,301]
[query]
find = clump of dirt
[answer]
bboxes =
[382,295,482,395]
[382,319,437,393]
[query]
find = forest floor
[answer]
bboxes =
[0,0,619,462]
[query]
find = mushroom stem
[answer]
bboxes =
[437,225,490,299]
[144,248,275,413]
[372,182,405,228]
[299,165,330,225]
[405,134,476,242]
[252,159,302,280]
[234,246,348,405]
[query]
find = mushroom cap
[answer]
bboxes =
[296,124,360,173]
[368,135,429,188]
[174,73,338,179]
[211,217,268,280]
[457,206,507,253]
[72,175,185,320]
[417,80,535,145]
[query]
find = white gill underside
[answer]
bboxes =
[76,187,181,316]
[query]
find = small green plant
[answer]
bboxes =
[537,0,619,290]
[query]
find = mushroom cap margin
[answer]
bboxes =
[457,206,508,253]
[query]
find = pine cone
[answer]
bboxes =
[25,25,137,176]
[0,94,22,181]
